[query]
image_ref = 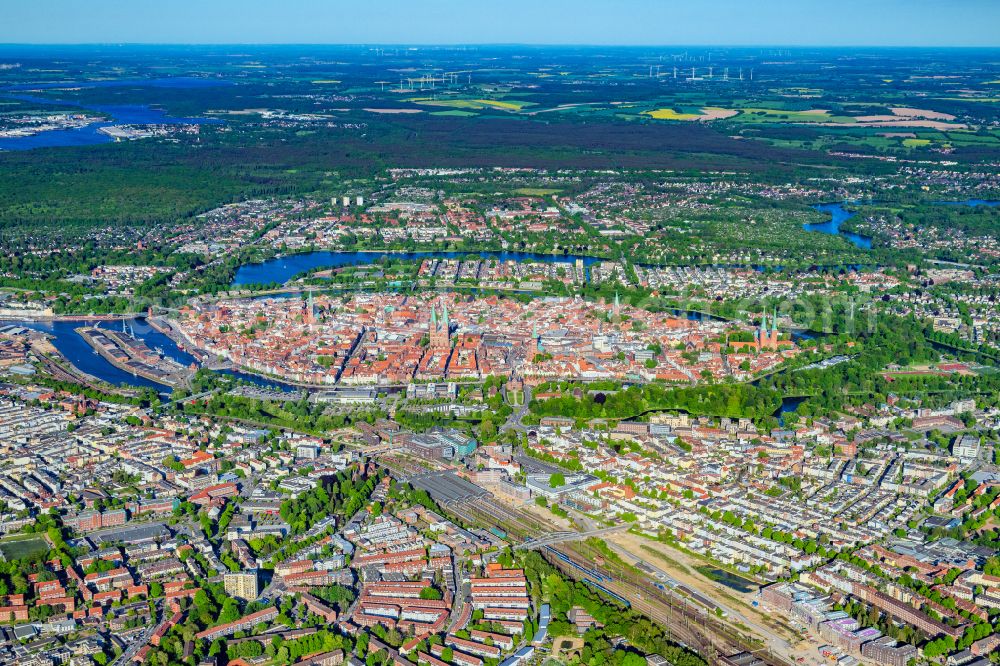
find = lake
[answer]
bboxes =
[774,395,808,425]
[805,200,1000,249]
[804,203,873,250]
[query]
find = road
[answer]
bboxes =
[111,601,160,665]
[543,545,740,662]
[496,386,826,666]
[571,497,792,648]
[501,383,532,433]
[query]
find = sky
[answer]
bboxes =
[4,0,1000,47]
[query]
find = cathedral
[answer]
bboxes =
[755,309,781,351]
[429,303,451,348]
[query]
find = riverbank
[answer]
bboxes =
[231,249,605,287]
[20,329,152,399]
[75,326,191,388]
[6,320,179,393]
[230,243,874,289]
[0,313,137,322]
[804,203,873,250]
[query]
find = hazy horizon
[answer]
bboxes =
[5,0,1000,48]
[2,43,1000,49]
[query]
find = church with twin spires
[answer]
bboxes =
[755,309,781,351]
[429,303,451,349]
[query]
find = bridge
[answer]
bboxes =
[514,525,628,550]
[159,388,221,410]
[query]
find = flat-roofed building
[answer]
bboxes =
[223,570,259,600]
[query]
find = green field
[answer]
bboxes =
[729,107,853,123]
[430,110,479,117]
[644,108,702,121]
[0,534,49,561]
[514,188,562,196]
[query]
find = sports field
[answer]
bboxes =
[0,534,49,561]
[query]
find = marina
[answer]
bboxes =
[75,324,193,388]
[2,316,299,394]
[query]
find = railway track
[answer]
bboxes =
[551,544,794,666]
[543,545,723,656]
[422,481,791,666]
[448,496,543,539]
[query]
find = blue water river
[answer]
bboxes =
[0,77,227,150]
[232,250,603,287]
[6,318,294,395]
[235,203,882,288]
[805,200,999,250]
[933,199,1000,208]
[10,199,990,392]
[805,203,872,249]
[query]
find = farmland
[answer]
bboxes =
[2,44,1000,233]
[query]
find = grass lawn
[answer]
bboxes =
[430,110,479,117]
[0,534,49,561]
[514,188,561,196]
